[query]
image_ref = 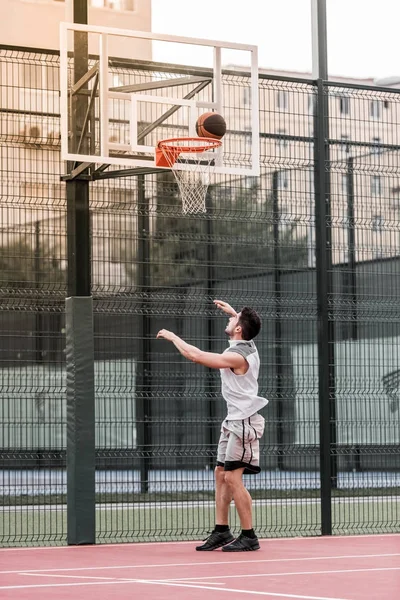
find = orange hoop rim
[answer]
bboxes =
[157,136,222,153]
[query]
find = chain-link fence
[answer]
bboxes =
[0,46,399,546]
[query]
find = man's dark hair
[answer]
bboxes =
[238,307,261,340]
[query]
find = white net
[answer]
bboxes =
[156,138,221,214]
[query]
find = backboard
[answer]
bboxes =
[59,22,259,177]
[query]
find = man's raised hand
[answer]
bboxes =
[213,300,237,317]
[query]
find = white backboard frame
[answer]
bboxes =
[60,22,260,176]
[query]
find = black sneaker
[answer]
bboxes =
[222,533,260,552]
[196,530,235,551]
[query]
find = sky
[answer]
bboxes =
[151,0,400,82]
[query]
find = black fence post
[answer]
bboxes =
[34,221,43,364]
[345,157,361,472]
[136,174,152,493]
[346,157,358,341]
[313,78,337,536]
[272,171,284,470]
[205,188,218,468]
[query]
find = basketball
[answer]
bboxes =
[196,112,226,140]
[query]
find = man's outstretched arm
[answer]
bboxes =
[156,329,245,370]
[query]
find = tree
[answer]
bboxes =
[0,235,66,292]
[148,172,308,288]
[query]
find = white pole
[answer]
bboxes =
[59,23,69,162]
[251,46,260,176]
[99,33,109,158]
[311,0,328,80]
[213,47,223,167]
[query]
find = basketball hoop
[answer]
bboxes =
[156,137,222,214]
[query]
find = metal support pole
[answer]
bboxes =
[66,0,91,296]
[66,0,95,545]
[66,181,91,297]
[312,0,337,536]
[66,0,92,297]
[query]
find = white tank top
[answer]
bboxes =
[220,340,269,420]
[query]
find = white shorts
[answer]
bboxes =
[216,413,265,475]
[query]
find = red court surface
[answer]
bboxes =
[1,534,399,600]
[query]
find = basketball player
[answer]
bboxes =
[157,299,268,551]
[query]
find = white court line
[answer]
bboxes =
[20,572,224,586]
[156,565,400,583]
[19,572,120,581]
[1,532,399,551]
[0,576,350,599]
[19,572,224,587]
[3,496,399,512]
[174,581,226,585]
[2,566,399,592]
[0,580,137,591]
[1,552,400,575]
[137,579,351,600]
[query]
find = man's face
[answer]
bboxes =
[224,313,241,337]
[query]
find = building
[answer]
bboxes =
[2,0,152,58]
[253,68,400,266]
